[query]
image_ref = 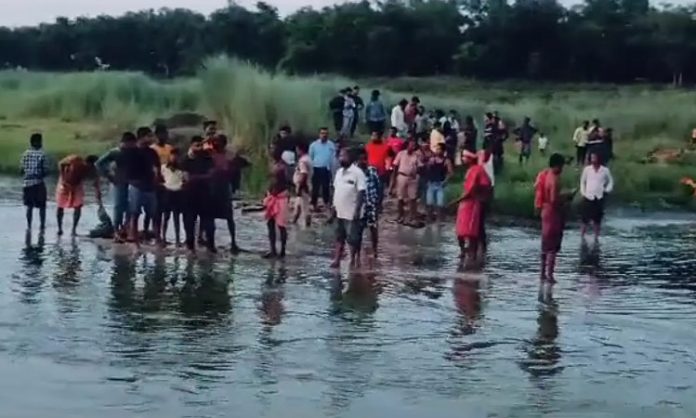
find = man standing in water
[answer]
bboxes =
[309,127,336,213]
[580,152,614,242]
[181,136,216,254]
[535,153,574,283]
[425,143,453,222]
[330,148,366,268]
[573,121,590,167]
[20,133,48,231]
[55,154,102,236]
[263,148,290,259]
[96,132,137,239]
[210,135,240,253]
[126,127,161,246]
[390,137,422,224]
[365,131,390,212]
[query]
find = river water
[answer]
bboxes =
[1,178,695,418]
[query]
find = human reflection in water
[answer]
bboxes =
[330,269,379,316]
[520,283,562,380]
[259,266,287,327]
[53,237,82,290]
[445,277,483,366]
[108,254,138,316]
[142,253,169,312]
[17,230,47,304]
[452,277,482,335]
[324,269,379,414]
[254,266,288,406]
[579,241,602,272]
[178,257,232,327]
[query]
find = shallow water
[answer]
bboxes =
[1,178,695,418]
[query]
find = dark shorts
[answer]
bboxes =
[520,142,532,156]
[160,189,184,213]
[581,198,604,224]
[23,183,47,208]
[336,218,363,248]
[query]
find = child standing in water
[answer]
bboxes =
[160,148,184,246]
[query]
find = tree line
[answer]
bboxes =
[1,0,695,84]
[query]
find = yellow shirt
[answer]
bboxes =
[573,127,589,147]
[151,143,174,165]
[429,129,445,153]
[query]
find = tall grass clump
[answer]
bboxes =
[198,56,348,154]
[0,70,200,126]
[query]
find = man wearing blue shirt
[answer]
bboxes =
[309,127,336,212]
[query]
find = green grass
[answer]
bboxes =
[0,56,695,216]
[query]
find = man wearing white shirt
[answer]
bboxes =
[580,152,614,241]
[391,99,408,137]
[330,148,366,268]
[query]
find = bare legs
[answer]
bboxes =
[581,221,601,242]
[56,207,82,236]
[264,219,286,259]
[540,252,558,283]
[26,206,46,231]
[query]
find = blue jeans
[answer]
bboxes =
[128,185,156,218]
[112,183,129,229]
[426,181,445,207]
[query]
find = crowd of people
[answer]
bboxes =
[20,121,250,254]
[18,92,616,283]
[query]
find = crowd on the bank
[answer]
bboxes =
[17,87,616,282]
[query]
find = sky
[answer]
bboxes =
[0,0,690,27]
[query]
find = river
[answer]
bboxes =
[0,177,695,418]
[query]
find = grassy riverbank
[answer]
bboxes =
[0,57,694,216]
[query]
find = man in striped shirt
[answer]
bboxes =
[20,133,48,230]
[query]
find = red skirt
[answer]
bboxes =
[456,198,482,240]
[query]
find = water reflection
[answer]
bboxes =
[579,241,602,273]
[446,277,484,367]
[330,270,380,316]
[15,230,47,304]
[178,258,232,326]
[259,266,287,327]
[53,238,82,290]
[452,278,482,335]
[520,284,562,379]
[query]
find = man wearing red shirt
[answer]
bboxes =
[365,131,392,212]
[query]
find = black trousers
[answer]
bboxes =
[332,112,343,133]
[183,203,215,250]
[311,167,332,207]
[576,146,587,165]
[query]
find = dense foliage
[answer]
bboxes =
[1,0,696,83]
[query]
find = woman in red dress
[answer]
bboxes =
[455,150,492,266]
